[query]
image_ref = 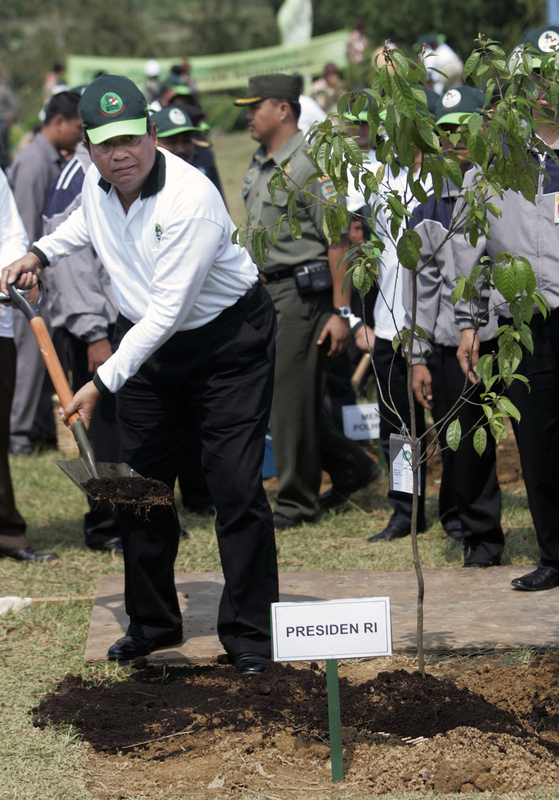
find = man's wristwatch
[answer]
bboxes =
[333,306,352,319]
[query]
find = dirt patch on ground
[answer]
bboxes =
[34,650,559,798]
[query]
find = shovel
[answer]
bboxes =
[8,279,143,495]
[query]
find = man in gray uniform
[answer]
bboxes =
[235,74,382,529]
[8,90,82,455]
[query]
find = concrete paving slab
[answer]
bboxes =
[85,566,559,664]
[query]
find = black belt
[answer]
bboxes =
[259,260,328,284]
[258,267,296,283]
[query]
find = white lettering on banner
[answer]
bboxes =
[272,598,392,662]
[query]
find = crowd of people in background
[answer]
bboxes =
[0,19,559,668]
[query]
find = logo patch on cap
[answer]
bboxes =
[442,89,462,109]
[169,108,187,126]
[100,92,124,117]
[538,30,559,52]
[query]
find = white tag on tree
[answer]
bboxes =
[389,433,420,495]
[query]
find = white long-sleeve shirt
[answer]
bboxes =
[33,147,257,392]
[0,169,28,338]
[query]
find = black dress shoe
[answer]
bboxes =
[107,630,183,661]
[3,546,59,562]
[272,511,301,530]
[234,652,269,674]
[463,561,500,568]
[86,536,123,554]
[511,567,559,591]
[319,464,385,511]
[368,525,411,542]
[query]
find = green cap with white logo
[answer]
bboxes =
[79,74,148,145]
[524,25,559,68]
[151,106,201,138]
[436,86,486,126]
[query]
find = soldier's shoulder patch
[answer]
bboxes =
[318,175,336,199]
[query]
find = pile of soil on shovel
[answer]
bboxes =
[82,477,174,508]
[33,651,559,798]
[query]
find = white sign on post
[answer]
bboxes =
[271,597,392,662]
[342,403,380,441]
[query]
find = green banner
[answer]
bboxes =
[67,30,348,93]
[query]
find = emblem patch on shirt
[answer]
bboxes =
[319,176,336,199]
[155,223,163,241]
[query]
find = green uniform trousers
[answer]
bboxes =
[265,278,376,522]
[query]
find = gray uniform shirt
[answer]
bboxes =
[8,132,64,243]
[42,143,117,342]
[240,131,337,271]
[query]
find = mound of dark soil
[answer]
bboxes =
[32,653,559,797]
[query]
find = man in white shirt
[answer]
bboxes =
[1,75,278,673]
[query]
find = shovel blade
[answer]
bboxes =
[55,459,143,494]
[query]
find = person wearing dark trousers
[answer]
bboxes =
[368,337,427,539]
[456,26,559,588]
[8,91,83,455]
[407,87,504,567]
[44,144,122,553]
[504,310,559,573]
[0,168,58,562]
[236,74,383,529]
[2,75,278,673]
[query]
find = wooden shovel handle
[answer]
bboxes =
[30,316,81,428]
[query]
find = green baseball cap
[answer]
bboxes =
[233,74,300,106]
[524,25,559,68]
[161,74,193,97]
[151,106,201,137]
[436,86,486,125]
[79,74,148,145]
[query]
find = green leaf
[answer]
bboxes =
[315,141,330,175]
[391,49,410,76]
[392,74,415,118]
[475,353,494,387]
[409,178,430,204]
[493,260,519,302]
[446,419,462,451]
[496,395,521,422]
[451,276,467,305]
[238,228,246,248]
[396,228,422,269]
[463,50,481,80]
[343,134,364,165]
[473,426,487,456]
[362,169,379,195]
[468,133,487,166]
[289,215,302,240]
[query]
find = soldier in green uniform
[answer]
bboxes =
[235,74,382,529]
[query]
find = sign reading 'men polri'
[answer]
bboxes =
[271,597,392,662]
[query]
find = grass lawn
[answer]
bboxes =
[0,130,542,799]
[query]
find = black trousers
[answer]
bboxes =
[0,337,28,554]
[506,309,559,568]
[437,343,503,563]
[53,327,120,545]
[114,282,278,657]
[372,336,428,532]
